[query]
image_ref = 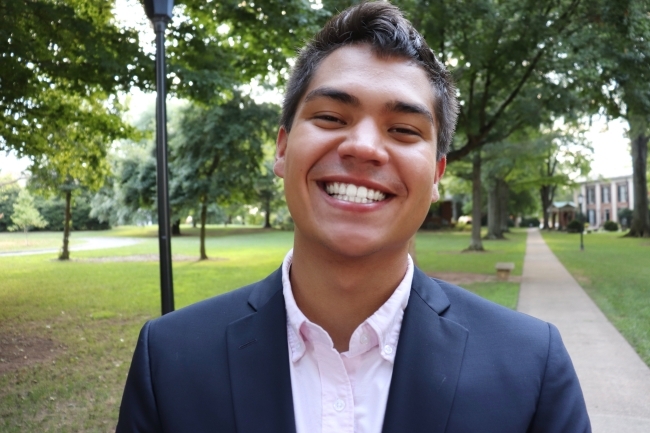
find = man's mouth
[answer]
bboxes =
[324,182,387,203]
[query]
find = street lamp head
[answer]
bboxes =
[143,0,174,21]
[578,193,583,205]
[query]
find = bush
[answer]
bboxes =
[618,208,633,229]
[520,217,540,228]
[567,220,584,233]
[603,220,619,232]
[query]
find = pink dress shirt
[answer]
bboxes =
[282,250,413,433]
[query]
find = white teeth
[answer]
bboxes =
[324,182,387,203]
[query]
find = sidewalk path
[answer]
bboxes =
[518,228,650,433]
[0,237,142,257]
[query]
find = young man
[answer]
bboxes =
[117,3,591,432]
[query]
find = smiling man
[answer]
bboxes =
[116,3,590,433]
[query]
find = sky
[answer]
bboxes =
[0,0,635,183]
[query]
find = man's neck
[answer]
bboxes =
[289,236,409,352]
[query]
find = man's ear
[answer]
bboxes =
[273,126,288,178]
[431,156,447,203]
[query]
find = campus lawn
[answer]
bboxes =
[0,227,527,431]
[416,228,527,309]
[0,231,84,253]
[541,230,650,367]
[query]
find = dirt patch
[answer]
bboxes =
[427,272,522,285]
[71,254,228,263]
[0,334,65,375]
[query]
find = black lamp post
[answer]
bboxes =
[578,193,584,251]
[144,0,175,315]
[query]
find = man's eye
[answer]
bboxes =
[389,127,420,136]
[315,115,342,123]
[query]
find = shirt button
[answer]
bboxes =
[383,345,394,355]
[334,398,345,412]
[360,334,369,345]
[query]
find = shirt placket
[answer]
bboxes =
[310,331,355,433]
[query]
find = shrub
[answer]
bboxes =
[603,220,619,232]
[520,217,540,228]
[618,208,633,228]
[567,220,584,233]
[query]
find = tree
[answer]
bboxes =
[572,0,650,237]
[0,173,21,232]
[506,126,591,229]
[1,0,148,159]
[407,0,591,249]
[170,93,278,259]
[254,160,284,229]
[28,92,131,259]
[9,189,47,241]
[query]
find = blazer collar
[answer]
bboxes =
[382,267,469,433]
[226,269,296,433]
[227,266,468,433]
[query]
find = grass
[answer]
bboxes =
[0,227,526,431]
[541,230,650,367]
[0,231,83,253]
[415,228,527,276]
[416,228,527,309]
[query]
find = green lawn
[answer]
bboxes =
[0,231,84,253]
[0,227,526,431]
[416,228,527,309]
[541,230,650,366]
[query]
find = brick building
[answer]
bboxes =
[573,175,634,228]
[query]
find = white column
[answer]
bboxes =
[595,183,601,226]
[612,182,618,222]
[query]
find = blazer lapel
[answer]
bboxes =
[226,270,296,433]
[382,268,469,433]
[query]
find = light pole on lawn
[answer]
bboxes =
[578,193,584,251]
[144,0,175,315]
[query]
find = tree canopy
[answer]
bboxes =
[1,0,148,158]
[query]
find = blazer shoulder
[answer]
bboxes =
[430,276,550,341]
[147,267,283,335]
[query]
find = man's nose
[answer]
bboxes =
[337,119,389,165]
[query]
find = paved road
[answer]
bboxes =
[518,228,650,433]
[0,237,142,257]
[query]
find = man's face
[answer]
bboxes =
[274,44,446,258]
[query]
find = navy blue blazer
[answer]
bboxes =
[116,267,591,433]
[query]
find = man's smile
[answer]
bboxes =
[323,181,388,204]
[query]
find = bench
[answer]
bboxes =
[495,262,515,281]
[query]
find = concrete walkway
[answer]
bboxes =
[518,228,650,433]
[0,237,142,257]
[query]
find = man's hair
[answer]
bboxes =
[280,1,458,160]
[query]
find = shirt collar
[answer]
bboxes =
[282,249,413,364]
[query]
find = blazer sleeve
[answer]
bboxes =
[527,323,591,433]
[116,321,164,433]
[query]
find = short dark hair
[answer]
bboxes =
[280,1,458,160]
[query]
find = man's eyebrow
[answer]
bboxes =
[304,87,360,106]
[385,101,435,126]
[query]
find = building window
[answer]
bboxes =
[588,209,596,225]
[604,209,610,221]
[587,187,596,204]
[618,184,628,203]
[602,185,610,203]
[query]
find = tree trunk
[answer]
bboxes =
[498,179,510,233]
[540,185,555,230]
[263,197,272,229]
[59,190,72,260]
[467,152,485,251]
[199,198,208,260]
[485,179,503,239]
[171,219,181,236]
[627,131,650,237]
